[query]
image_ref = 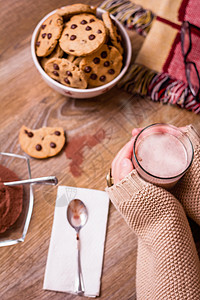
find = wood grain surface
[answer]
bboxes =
[0,1,199,299]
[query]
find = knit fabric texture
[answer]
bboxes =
[171,124,200,225]
[106,125,200,299]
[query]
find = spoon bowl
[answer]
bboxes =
[67,199,88,232]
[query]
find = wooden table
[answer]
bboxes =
[0,1,199,299]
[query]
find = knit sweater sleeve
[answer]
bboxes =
[106,170,200,300]
[171,124,200,225]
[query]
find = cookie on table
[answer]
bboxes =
[40,44,64,69]
[44,58,87,89]
[36,13,63,57]
[102,12,123,55]
[19,126,65,159]
[59,13,107,56]
[57,3,96,19]
[80,44,123,87]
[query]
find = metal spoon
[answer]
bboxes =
[4,176,58,186]
[67,199,88,295]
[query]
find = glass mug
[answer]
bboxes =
[132,123,194,189]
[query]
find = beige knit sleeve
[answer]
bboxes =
[106,170,200,300]
[171,124,200,225]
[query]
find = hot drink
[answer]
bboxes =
[132,124,194,188]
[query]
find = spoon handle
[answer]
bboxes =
[4,176,58,186]
[75,232,85,295]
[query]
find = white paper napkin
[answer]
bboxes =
[43,186,110,297]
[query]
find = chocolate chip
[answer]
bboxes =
[89,18,95,23]
[84,66,92,73]
[100,75,106,82]
[54,131,61,136]
[50,142,56,148]
[104,61,110,67]
[53,71,59,76]
[53,64,59,70]
[101,51,107,58]
[97,29,102,34]
[66,71,72,76]
[28,132,34,137]
[71,24,77,29]
[117,29,120,35]
[49,20,52,25]
[65,33,69,37]
[112,20,116,26]
[41,24,46,29]
[25,131,31,137]
[36,144,42,151]
[64,78,70,84]
[47,33,52,39]
[69,49,75,52]
[108,69,115,74]
[89,34,95,40]
[90,74,97,80]
[42,33,46,38]
[93,57,100,64]
[117,37,121,43]
[36,41,40,47]
[85,26,92,31]
[81,20,87,25]
[70,35,76,40]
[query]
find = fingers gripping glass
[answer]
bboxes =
[181,21,200,101]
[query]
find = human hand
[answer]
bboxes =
[111,128,141,184]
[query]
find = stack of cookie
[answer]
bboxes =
[35,3,124,89]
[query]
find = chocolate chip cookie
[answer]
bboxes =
[36,13,63,57]
[73,57,83,66]
[66,54,76,63]
[40,44,64,68]
[19,126,66,159]
[44,58,87,89]
[80,44,123,87]
[57,3,96,19]
[59,13,107,56]
[102,12,123,55]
